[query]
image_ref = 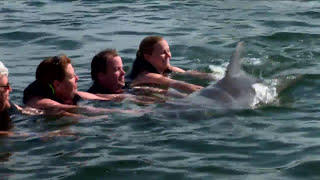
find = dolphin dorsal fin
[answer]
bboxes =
[225,42,244,78]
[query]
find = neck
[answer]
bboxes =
[113,88,124,94]
[106,85,123,94]
[96,81,124,94]
[156,65,168,75]
[144,58,166,74]
[55,93,74,105]
[0,101,10,112]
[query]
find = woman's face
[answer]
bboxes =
[54,63,79,103]
[145,39,172,73]
[0,75,11,111]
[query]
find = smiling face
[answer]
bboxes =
[53,63,78,103]
[0,75,12,111]
[144,39,171,74]
[98,56,125,93]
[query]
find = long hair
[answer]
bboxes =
[128,36,163,80]
[36,55,71,84]
[136,36,163,60]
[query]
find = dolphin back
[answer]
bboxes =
[195,42,260,108]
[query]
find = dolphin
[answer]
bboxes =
[188,42,272,109]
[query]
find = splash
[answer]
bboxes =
[251,83,277,108]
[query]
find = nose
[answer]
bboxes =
[120,68,125,75]
[75,74,79,82]
[165,50,171,58]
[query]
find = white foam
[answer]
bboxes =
[251,83,277,107]
[208,64,226,80]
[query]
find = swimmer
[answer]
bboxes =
[88,49,127,99]
[23,55,143,116]
[89,49,172,103]
[0,61,44,135]
[127,36,213,94]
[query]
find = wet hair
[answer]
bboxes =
[136,36,163,59]
[128,36,164,80]
[91,49,119,82]
[0,61,8,76]
[36,55,71,84]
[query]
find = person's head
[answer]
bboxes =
[36,55,78,102]
[137,36,172,73]
[0,61,12,112]
[91,49,125,93]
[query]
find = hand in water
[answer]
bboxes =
[190,84,203,92]
[80,105,150,116]
[185,70,216,80]
[131,86,167,95]
[41,129,78,141]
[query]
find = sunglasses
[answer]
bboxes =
[0,82,11,90]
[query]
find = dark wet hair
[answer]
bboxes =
[136,36,163,60]
[128,36,164,80]
[36,55,71,84]
[91,49,119,82]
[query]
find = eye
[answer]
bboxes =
[163,49,170,54]
[115,67,123,71]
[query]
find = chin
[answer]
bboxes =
[118,84,125,89]
[6,101,11,109]
[0,101,10,111]
[119,80,125,85]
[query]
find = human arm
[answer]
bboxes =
[0,131,14,136]
[86,92,128,101]
[76,91,116,101]
[77,91,156,104]
[25,96,78,111]
[24,96,85,117]
[132,86,187,98]
[169,65,216,80]
[180,70,216,80]
[27,91,127,108]
[132,73,203,94]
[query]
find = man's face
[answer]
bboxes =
[98,56,125,93]
[0,75,11,111]
[54,63,79,102]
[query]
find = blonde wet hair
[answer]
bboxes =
[0,61,8,76]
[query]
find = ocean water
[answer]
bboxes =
[1,0,320,179]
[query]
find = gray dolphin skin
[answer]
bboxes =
[190,42,261,109]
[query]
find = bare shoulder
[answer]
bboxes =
[76,91,92,97]
[25,96,61,109]
[132,72,172,86]
[169,66,185,73]
[76,91,101,100]
[142,72,165,79]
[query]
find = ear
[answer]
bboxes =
[144,53,151,60]
[53,80,60,89]
[97,72,105,81]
